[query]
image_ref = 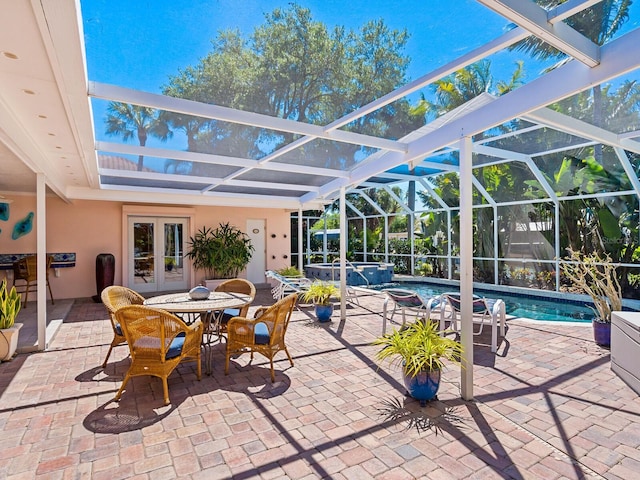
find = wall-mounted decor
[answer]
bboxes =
[0,202,9,221]
[12,212,34,240]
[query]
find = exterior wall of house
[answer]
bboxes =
[0,194,291,300]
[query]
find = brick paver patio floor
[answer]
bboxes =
[0,287,639,479]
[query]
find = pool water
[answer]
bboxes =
[381,283,595,323]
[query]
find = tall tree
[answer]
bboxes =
[161,3,423,172]
[105,102,171,171]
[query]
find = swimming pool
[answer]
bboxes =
[379,282,596,323]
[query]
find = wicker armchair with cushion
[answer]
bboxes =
[214,278,256,335]
[225,293,297,382]
[114,305,203,405]
[100,285,145,368]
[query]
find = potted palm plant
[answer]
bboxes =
[185,222,254,289]
[0,279,23,361]
[561,248,622,347]
[372,320,462,405]
[301,280,340,322]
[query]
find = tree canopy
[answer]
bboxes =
[161,3,424,173]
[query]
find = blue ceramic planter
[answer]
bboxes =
[593,320,611,347]
[403,369,441,406]
[315,304,333,322]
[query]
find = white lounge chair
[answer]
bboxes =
[438,292,506,353]
[265,271,312,300]
[382,288,439,334]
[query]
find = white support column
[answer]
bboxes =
[339,187,347,320]
[555,202,561,291]
[493,205,499,285]
[36,173,47,350]
[459,136,474,400]
[298,208,304,272]
[447,210,452,279]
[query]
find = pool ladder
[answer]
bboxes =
[331,258,370,286]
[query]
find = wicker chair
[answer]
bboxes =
[225,293,297,382]
[12,255,54,307]
[214,278,256,335]
[100,285,145,368]
[114,305,203,405]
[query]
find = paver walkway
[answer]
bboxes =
[0,287,639,479]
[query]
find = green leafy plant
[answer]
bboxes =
[0,279,21,329]
[372,320,462,377]
[561,248,622,323]
[301,280,340,306]
[164,257,176,271]
[185,222,254,280]
[277,265,302,278]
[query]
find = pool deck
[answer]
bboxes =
[0,287,639,479]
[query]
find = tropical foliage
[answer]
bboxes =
[104,103,172,171]
[185,222,254,280]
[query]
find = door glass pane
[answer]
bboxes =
[163,223,184,284]
[134,222,155,284]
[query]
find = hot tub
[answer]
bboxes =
[305,262,394,286]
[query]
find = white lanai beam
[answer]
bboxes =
[417,179,449,210]
[477,0,600,66]
[547,0,603,23]
[613,148,640,199]
[88,82,406,153]
[337,28,640,196]
[97,141,348,179]
[523,108,640,155]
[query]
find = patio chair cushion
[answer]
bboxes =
[394,295,425,309]
[166,332,186,360]
[254,322,270,344]
[220,308,240,325]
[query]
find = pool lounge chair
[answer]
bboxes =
[265,270,312,300]
[382,288,439,334]
[439,292,506,353]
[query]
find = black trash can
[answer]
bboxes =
[93,253,115,302]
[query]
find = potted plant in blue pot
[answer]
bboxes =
[372,320,462,405]
[561,249,622,347]
[301,280,340,322]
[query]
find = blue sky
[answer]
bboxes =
[82,0,515,92]
[81,0,640,168]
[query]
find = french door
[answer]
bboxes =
[128,216,189,293]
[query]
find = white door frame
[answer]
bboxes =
[127,216,189,293]
[246,219,266,285]
[122,205,196,292]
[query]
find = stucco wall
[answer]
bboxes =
[0,194,291,300]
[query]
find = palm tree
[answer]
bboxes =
[105,102,172,171]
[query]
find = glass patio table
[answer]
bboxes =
[144,291,252,374]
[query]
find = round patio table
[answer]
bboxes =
[144,291,252,374]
